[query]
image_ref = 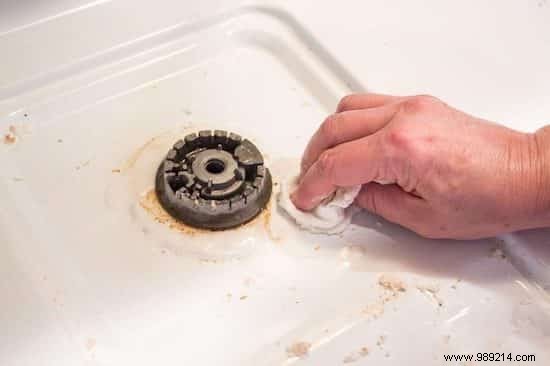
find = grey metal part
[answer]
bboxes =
[155,130,272,230]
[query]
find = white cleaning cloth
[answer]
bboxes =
[278,174,361,234]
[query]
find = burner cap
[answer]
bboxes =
[155,130,272,230]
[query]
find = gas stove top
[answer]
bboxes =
[1,2,549,365]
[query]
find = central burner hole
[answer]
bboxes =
[205,159,226,174]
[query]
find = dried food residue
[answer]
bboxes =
[3,126,19,144]
[75,160,91,170]
[3,132,16,145]
[378,274,407,293]
[139,189,213,236]
[416,283,443,307]
[286,341,311,358]
[376,335,386,348]
[343,346,369,363]
[3,125,30,145]
[362,274,407,320]
[139,188,273,237]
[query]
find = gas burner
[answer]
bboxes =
[155,130,272,230]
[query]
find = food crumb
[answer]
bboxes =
[239,295,248,300]
[376,335,386,348]
[416,284,443,307]
[363,302,385,319]
[314,245,320,251]
[75,160,91,170]
[3,125,24,145]
[378,274,407,292]
[451,278,462,290]
[286,341,311,358]
[343,346,369,363]
[343,355,358,363]
[112,168,121,173]
[3,133,16,144]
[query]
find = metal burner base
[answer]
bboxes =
[155,130,272,230]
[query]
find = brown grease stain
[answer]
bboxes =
[139,188,275,237]
[139,189,206,236]
[124,135,162,171]
[262,199,281,242]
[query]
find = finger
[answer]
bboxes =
[301,103,400,175]
[292,135,389,210]
[336,93,403,113]
[355,183,429,227]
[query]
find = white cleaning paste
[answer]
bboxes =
[278,174,361,234]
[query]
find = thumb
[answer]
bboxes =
[355,183,429,228]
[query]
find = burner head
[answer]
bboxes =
[155,130,272,230]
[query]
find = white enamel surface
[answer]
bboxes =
[1,1,550,365]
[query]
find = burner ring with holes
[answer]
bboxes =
[155,130,272,230]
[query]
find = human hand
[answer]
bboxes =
[291,93,550,239]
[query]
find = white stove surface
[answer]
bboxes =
[1,1,550,365]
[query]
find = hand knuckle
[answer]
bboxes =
[317,149,338,179]
[401,95,440,114]
[386,128,411,150]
